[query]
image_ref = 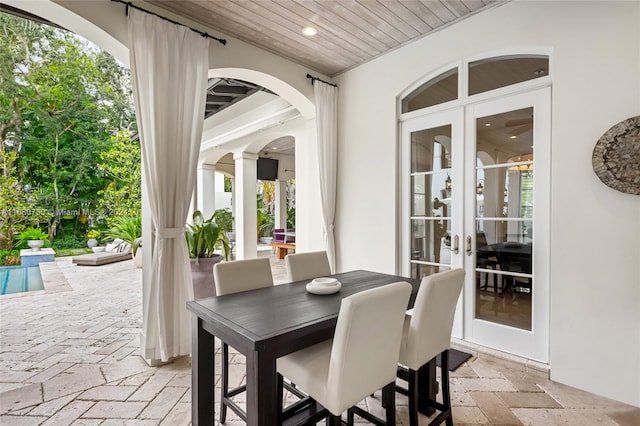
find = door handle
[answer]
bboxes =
[452,235,459,254]
[466,235,473,256]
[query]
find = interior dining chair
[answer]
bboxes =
[277,281,412,426]
[213,257,274,424]
[284,250,331,282]
[476,231,500,295]
[396,269,464,426]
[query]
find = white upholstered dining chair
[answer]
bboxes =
[277,281,412,425]
[284,250,331,282]
[213,258,274,423]
[397,268,464,426]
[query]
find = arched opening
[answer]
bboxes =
[194,68,313,260]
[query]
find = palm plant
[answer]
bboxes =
[185,210,230,263]
[105,215,142,255]
[258,208,275,238]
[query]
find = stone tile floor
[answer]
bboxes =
[1,251,639,425]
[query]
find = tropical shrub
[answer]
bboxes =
[105,215,142,255]
[52,234,86,249]
[0,250,20,266]
[287,207,296,229]
[186,210,230,262]
[257,208,275,238]
[16,228,49,249]
[86,229,101,239]
[213,209,233,233]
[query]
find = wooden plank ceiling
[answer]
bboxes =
[147,0,502,77]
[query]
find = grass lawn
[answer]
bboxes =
[55,248,93,257]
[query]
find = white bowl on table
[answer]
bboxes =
[306,277,342,295]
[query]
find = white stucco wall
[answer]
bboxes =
[334,0,640,407]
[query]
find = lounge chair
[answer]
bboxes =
[72,239,132,266]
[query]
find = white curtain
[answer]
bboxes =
[128,9,210,361]
[314,82,338,273]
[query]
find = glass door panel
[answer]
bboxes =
[474,107,534,331]
[464,89,550,362]
[410,125,453,279]
[401,108,463,337]
[411,125,452,278]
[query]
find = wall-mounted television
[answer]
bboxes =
[257,157,279,181]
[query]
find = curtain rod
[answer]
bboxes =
[110,0,226,45]
[306,73,337,87]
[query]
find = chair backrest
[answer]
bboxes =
[476,231,488,248]
[285,251,331,282]
[400,269,464,369]
[213,258,274,296]
[325,281,412,414]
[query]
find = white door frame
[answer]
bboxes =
[463,87,551,362]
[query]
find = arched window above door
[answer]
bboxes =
[468,55,549,96]
[401,54,549,114]
[402,68,458,113]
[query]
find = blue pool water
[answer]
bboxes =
[0,265,44,295]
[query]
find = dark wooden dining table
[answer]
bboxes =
[186,269,434,426]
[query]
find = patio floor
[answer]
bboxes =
[1,250,638,425]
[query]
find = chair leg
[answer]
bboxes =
[440,350,453,426]
[326,414,342,426]
[407,368,419,426]
[382,382,396,426]
[219,342,229,423]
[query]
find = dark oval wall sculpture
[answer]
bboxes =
[592,115,640,195]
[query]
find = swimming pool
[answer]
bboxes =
[0,265,45,295]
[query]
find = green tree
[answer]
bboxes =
[0,152,47,250]
[97,130,141,222]
[0,12,134,238]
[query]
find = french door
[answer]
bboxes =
[400,88,550,362]
[400,107,465,337]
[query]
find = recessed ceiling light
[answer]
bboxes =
[272,147,278,150]
[302,27,317,36]
[510,135,517,139]
[484,123,491,127]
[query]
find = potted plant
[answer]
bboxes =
[105,215,142,267]
[86,229,101,248]
[186,210,230,299]
[257,208,275,244]
[17,228,49,252]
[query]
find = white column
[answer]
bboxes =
[275,179,287,229]
[196,162,216,218]
[230,177,236,229]
[233,152,258,260]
